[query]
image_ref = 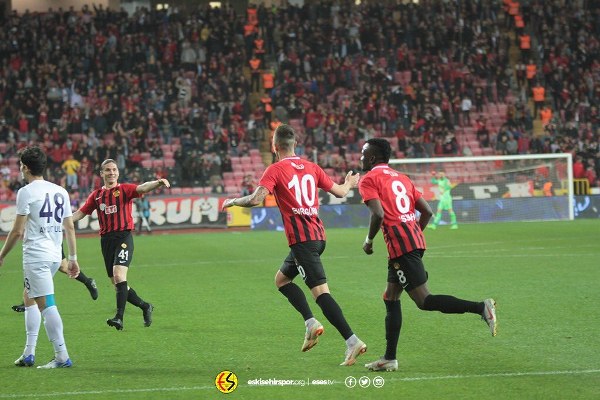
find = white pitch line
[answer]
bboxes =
[0,386,214,399]
[1,369,599,398]
[389,368,600,382]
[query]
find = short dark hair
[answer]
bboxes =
[19,146,47,176]
[366,138,392,163]
[273,124,296,152]
[101,159,117,169]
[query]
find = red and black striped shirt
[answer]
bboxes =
[359,164,426,259]
[80,183,140,236]
[259,157,333,246]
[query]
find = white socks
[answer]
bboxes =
[345,334,359,348]
[305,317,317,329]
[42,306,69,362]
[23,305,41,356]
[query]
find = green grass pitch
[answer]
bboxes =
[0,220,598,399]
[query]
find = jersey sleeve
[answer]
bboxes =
[358,174,379,203]
[79,191,97,215]
[258,165,277,194]
[315,165,334,192]
[61,188,73,218]
[412,183,423,202]
[15,188,29,216]
[123,183,141,199]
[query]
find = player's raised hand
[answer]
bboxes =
[345,170,360,188]
[158,178,171,188]
[222,198,236,210]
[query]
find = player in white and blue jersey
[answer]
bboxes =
[0,146,80,368]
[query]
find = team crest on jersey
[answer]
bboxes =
[393,262,401,270]
[291,162,305,170]
[121,243,127,249]
[113,190,120,197]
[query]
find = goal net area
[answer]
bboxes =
[389,154,574,224]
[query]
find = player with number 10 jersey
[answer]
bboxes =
[259,156,332,246]
[358,165,426,259]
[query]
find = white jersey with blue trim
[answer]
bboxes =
[16,180,72,264]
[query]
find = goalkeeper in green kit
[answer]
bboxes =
[429,171,458,229]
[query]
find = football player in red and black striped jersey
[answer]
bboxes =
[359,138,497,372]
[73,159,169,331]
[223,124,367,366]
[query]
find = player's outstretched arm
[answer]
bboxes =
[363,199,384,255]
[222,186,270,209]
[416,197,433,230]
[0,215,26,267]
[62,216,80,279]
[137,178,171,194]
[329,170,360,198]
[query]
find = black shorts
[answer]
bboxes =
[280,240,327,289]
[387,249,428,291]
[100,230,135,277]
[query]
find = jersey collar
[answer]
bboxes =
[372,164,389,170]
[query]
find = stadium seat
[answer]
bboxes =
[170,188,183,195]
[191,187,203,194]
[141,159,152,169]
[152,159,164,168]
[181,187,193,195]
[164,159,176,168]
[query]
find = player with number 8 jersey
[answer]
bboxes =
[358,160,426,258]
[358,138,498,373]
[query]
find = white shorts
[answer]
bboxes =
[23,261,61,298]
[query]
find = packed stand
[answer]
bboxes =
[509,0,599,188]
[0,4,261,201]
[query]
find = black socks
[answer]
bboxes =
[422,294,483,314]
[384,300,402,360]
[316,293,353,340]
[279,282,313,321]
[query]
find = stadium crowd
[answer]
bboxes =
[0,0,598,203]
